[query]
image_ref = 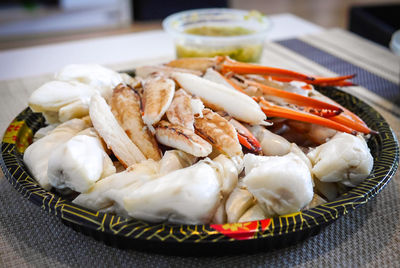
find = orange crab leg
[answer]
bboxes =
[221,58,315,82]
[220,73,247,94]
[258,99,356,134]
[246,80,343,117]
[229,118,262,154]
[264,74,355,87]
[318,95,370,127]
[311,74,356,84]
[329,114,375,134]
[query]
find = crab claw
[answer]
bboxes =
[312,95,376,135]
[258,98,356,134]
[229,118,262,154]
[310,74,356,86]
[245,80,343,117]
[220,57,315,82]
[330,113,376,134]
[266,74,356,87]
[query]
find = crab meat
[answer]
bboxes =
[136,65,202,78]
[33,124,59,141]
[166,89,196,131]
[287,120,337,145]
[55,64,123,100]
[238,203,268,223]
[171,72,266,125]
[243,153,314,215]
[23,118,90,190]
[225,187,255,223]
[248,125,291,156]
[28,80,96,123]
[194,108,243,157]
[47,135,105,193]
[305,193,327,209]
[212,154,242,196]
[73,160,160,212]
[166,57,218,72]
[123,160,222,224]
[90,94,146,167]
[142,76,175,128]
[211,202,226,224]
[77,128,116,178]
[120,73,142,88]
[73,151,196,212]
[159,150,197,175]
[307,132,373,187]
[203,67,236,89]
[210,154,243,224]
[155,120,212,157]
[111,84,161,160]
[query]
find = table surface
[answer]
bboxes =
[0,13,323,82]
[1,14,400,267]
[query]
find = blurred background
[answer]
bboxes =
[0,0,399,50]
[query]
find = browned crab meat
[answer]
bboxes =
[142,76,175,128]
[166,89,195,131]
[155,120,212,157]
[194,108,243,157]
[110,84,161,161]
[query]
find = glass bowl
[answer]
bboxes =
[162,8,271,62]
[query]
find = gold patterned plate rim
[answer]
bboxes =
[0,87,399,251]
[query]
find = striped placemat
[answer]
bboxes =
[0,29,399,267]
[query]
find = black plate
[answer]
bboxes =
[0,87,398,254]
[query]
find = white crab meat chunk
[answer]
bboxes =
[225,187,255,223]
[28,80,96,122]
[55,64,123,100]
[159,150,197,175]
[212,154,242,197]
[123,161,221,224]
[73,160,160,215]
[47,135,105,193]
[238,203,268,223]
[171,72,266,125]
[248,125,291,156]
[307,132,373,187]
[243,153,314,215]
[73,151,197,214]
[23,118,90,190]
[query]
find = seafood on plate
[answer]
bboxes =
[23,56,375,224]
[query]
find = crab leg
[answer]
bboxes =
[258,98,356,134]
[313,94,374,134]
[329,114,376,134]
[220,58,315,82]
[310,74,356,85]
[245,80,343,117]
[265,74,355,87]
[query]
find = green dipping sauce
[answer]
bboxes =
[176,26,263,62]
[184,26,255,36]
[176,44,262,63]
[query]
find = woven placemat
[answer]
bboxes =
[1,29,399,267]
